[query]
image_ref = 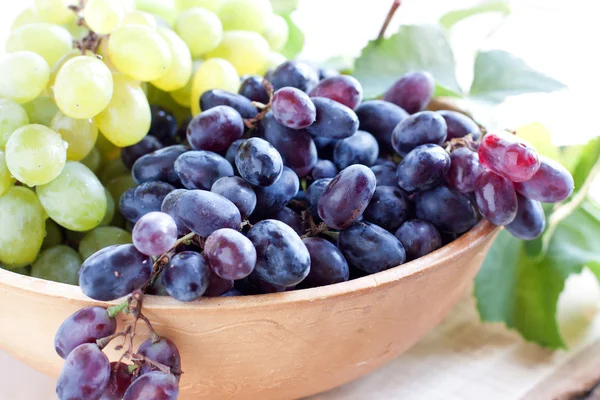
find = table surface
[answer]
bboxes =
[1,269,599,400]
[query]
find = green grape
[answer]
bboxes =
[99,188,116,226]
[2,264,31,276]
[175,8,222,58]
[0,151,15,196]
[97,38,118,72]
[0,186,46,267]
[79,226,132,260]
[33,0,77,25]
[176,0,222,12]
[0,98,29,147]
[42,219,64,249]
[48,50,83,90]
[65,229,86,246]
[84,0,125,34]
[109,25,172,82]
[206,30,269,76]
[37,162,107,231]
[5,124,67,186]
[0,51,50,104]
[22,95,59,126]
[261,51,287,75]
[218,0,272,33]
[121,11,158,28]
[51,111,98,161]
[81,146,103,173]
[11,8,44,31]
[96,131,121,161]
[190,58,239,115]
[96,74,151,147]
[151,27,192,92]
[136,0,177,25]
[170,59,202,107]
[105,175,136,226]
[54,56,114,119]
[6,23,73,68]
[263,14,288,51]
[62,14,89,39]
[99,157,128,184]
[31,245,82,284]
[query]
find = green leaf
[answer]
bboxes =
[270,0,298,14]
[469,50,566,103]
[571,137,600,195]
[280,14,304,60]
[433,83,462,98]
[515,123,560,161]
[353,24,462,99]
[440,0,511,30]
[588,262,600,285]
[558,145,585,174]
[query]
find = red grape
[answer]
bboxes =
[478,131,540,182]
[446,147,483,193]
[123,372,179,400]
[100,362,134,400]
[309,75,363,110]
[54,307,116,359]
[56,343,110,400]
[132,212,178,256]
[205,228,257,280]
[514,156,574,202]
[474,170,518,225]
[383,71,434,114]
[271,87,316,129]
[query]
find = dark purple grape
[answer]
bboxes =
[56,343,110,400]
[270,61,319,92]
[391,111,447,157]
[302,237,349,287]
[174,150,233,190]
[313,136,338,159]
[446,147,483,193]
[225,138,245,166]
[247,220,311,286]
[514,156,574,203]
[371,164,397,186]
[54,307,116,359]
[123,372,178,400]
[205,228,257,280]
[200,89,258,118]
[186,105,244,152]
[121,136,163,169]
[363,186,412,232]
[160,189,189,235]
[235,138,283,187]
[394,219,442,260]
[138,337,181,375]
[505,194,546,240]
[355,100,409,149]
[414,186,478,233]
[474,170,518,226]
[132,145,188,186]
[211,176,256,218]
[271,87,316,129]
[162,251,210,301]
[100,362,134,400]
[318,67,339,80]
[338,221,406,274]
[239,75,269,104]
[311,159,338,180]
[437,110,480,141]
[396,144,451,192]
[333,130,379,169]
[176,190,241,236]
[373,158,396,167]
[318,165,376,230]
[79,244,153,301]
[306,178,332,217]
[261,113,317,177]
[269,206,306,236]
[120,181,176,223]
[254,167,299,212]
[204,269,234,297]
[308,75,363,110]
[132,211,178,256]
[247,271,292,294]
[305,97,359,139]
[383,71,434,114]
[148,105,178,144]
[478,131,540,182]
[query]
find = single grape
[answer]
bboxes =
[190,58,240,116]
[148,106,178,144]
[54,307,116,359]
[200,89,258,118]
[363,186,412,232]
[370,164,397,187]
[254,167,299,213]
[132,212,178,257]
[305,97,359,140]
[446,147,483,193]
[205,228,257,280]
[206,30,270,76]
[270,61,319,92]
[333,130,379,169]
[391,111,447,157]
[79,226,132,260]
[6,23,72,67]
[31,245,81,285]
[263,14,289,51]
[151,27,193,92]
[271,87,316,129]
[474,170,518,226]
[414,185,478,234]
[211,176,256,218]
[33,0,76,25]
[138,337,181,375]
[396,144,451,192]
[121,136,163,170]
[204,269,234,297]
[437,110,480,141]
[261,113,318,177]
[162,251,210,301]
[247,220,311,286]
[235,137,284,186]
[10,8,43,31]
[100,362,134,400]
[120,182,177,224]
[175,150,234,190]
[302,237,349,287]
[355,100,409,150]
[383,71,434,114]
[0,51,49,104]
[122,372,179,400]
[56,343,111,400]
[132,145,188,186]
[161,189,189,235]
[478,131,541,182]
[225,139,245,166]
[187,105,244,152]
[176,190,242,236]
[269,206,306,236]
[514,156,574,203]
[308,75,363,110]
[505,194,546,240]
[306,178,332,217]
[175,7,222,58]
[218,0,272,32]
[394,219,442,260]
[79,244,153,301]
[22,94,58,126]
[120,11,157,28]
[50,111,98,161]
[83,0,125,34]
[0,151,15,196]
[311,159,338,180]
[0,98,29,147]
[338,221,406,274]
[317,165,376,230]
[42,219,64,250]
[239,75,269,104]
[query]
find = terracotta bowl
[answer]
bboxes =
[0,220,497,399]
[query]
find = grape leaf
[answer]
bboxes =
[440,0,511,30]
[353,24,462,99]
[588,262,600,285]
[571,137,600,195]
[270,0,298,14]
[280,14,304,59]
[469,50,566,103]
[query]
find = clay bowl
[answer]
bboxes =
[0,220,497,399]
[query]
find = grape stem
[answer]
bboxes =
[96,330,128,350]
[301,211,330,239]
[244,80,274,129]
[377,0,402,41]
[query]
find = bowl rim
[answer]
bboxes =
[0,220,498,310]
